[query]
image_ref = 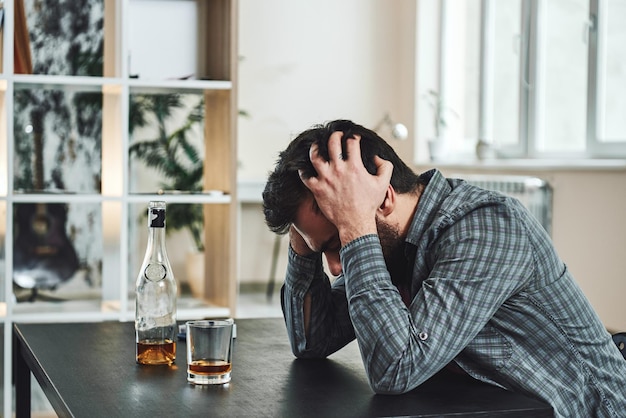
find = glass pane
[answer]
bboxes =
[492,0,522,148]
[128,202,205,302]
[18,0,104,76]
[128,92,205,194]
[542,0,589,152]
[13,88,103,194]
[12,202,102,304]
[459,0,481,152]
[424,0,481,157]
[0,90,6,196]
[601,0,626,141]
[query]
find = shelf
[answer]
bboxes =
[127,192,232,204]
[128,78,232,93]
[7,194,105,203]
[3,297,229,323]
[6,192,232,204]
[3,75,233,94]
[10,300,121,322]
[10,75,118,91]
[1,1,238,414]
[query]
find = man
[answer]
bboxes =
[262,120,626,417]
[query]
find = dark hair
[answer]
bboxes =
[262,120,423,234]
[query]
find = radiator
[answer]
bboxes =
[455,174,553,236]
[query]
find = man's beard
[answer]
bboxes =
[376,218,409,288]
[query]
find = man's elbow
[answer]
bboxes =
[367,366,421,395]
[290,344,328,359]
[369,378,413,395]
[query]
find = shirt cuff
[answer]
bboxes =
[285,244,324,298]
[340,234,390,297]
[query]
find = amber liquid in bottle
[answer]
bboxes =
[136,339,176,365]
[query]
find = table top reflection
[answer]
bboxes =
[14,318,552,417]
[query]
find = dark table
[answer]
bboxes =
[13,318,553,417]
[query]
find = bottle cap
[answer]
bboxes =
[149,201,166,228]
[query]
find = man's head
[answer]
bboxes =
[263,119,423,235]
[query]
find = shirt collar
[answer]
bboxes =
[404,168,452,248]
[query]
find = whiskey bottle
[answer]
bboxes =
[135,201,177,365]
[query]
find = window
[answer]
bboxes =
[416,0,626,160]
[589,0,626,154]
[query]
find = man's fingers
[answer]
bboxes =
[307,142,329,178]
[344,134,363,166]
[310,131,365,164]
[327,131,344,161]
[309,142,320,163]
[373,155,394,183]
[298,168,316,190]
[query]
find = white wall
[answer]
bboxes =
[237,0,416,181]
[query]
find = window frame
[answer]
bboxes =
[420,0,626,162]
[586,0,626,157]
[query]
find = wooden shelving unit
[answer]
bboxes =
[0,0,238,414]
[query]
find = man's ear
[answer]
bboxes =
[377,184,396,217]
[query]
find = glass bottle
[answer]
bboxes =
[135,201,177,365]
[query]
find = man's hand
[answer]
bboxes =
[289,225,314,256]
[300,132,393,246]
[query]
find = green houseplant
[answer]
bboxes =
[423,90,458,161]
[129,93,205,252]
[424,89,461,139]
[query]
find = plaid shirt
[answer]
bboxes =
[282,169,626,417]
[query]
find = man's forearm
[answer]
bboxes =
[287,226,315,336]
[282,245,355,358]
[303,291,311,336]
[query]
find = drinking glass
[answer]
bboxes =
[186,319,234,384]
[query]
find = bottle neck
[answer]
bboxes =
[146,206,167,259]
[147,224,167,252]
